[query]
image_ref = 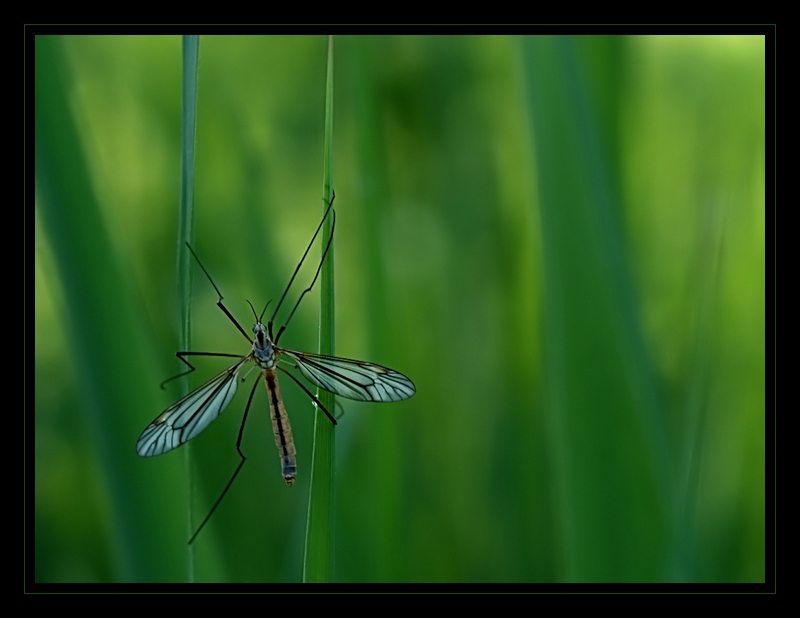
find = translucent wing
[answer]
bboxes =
[280,349,416,402]
[136,358,248,457]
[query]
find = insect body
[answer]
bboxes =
[136,318,416,485]
[135,194,415,541]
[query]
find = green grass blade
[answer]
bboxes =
[35,35,187,581]
[346,35,403,581]
[670,200,727,580]
[303,35,335,583]
[520,36,672,581]
[179,34,200,580]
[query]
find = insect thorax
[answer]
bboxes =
[254,348,275,369]
[252,322,275,369]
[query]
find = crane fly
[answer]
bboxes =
[136,193,415,543]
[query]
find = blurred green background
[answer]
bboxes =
[34,34,765,583]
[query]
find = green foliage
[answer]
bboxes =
[303,35,336,583]
[35,34,765,583]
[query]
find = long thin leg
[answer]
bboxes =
[188,375,260,545]
[334,399,346,421]
[186,242,252,344]
[277,365,337,425]
[273,208,336,345]
[268,192,336,341]
[160,351,244,389]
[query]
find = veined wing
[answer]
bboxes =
[136,357,249,457]
[280,349,416,402]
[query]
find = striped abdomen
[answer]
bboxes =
[263,370,297,485]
